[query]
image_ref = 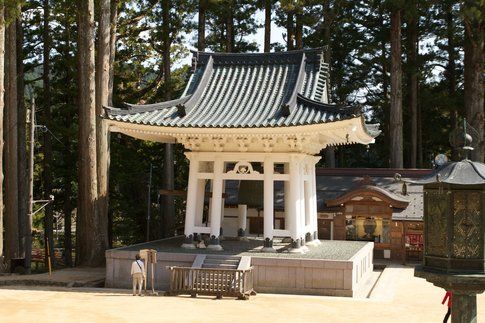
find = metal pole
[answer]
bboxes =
[26,98,35,274]
[146,164,153,242]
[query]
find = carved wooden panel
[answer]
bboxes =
[426,192,449,257]
[452,192,481,259]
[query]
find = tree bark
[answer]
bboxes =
[108,0,118,107]
[225,1,234,52]
[286,10,294,50]
[264,0,271,52]
[295,10,303,50]
[406,1,418,168]
[322,0,335,166]
[5,3,19,262]
[390,9,403,168]
[0,3,5,263]
[77,0,102,266]
[445,2,459,161]
[42,0,55,269]
[162,0,174,238]
[63,172,73,267]
[95,0,110,256]
[463,0,484,162]
[61,1,73,267]
[17,12,28,262]
[198,0,207,51]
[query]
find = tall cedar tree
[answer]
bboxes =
[462,0,484,162]
[264,0,271,52]
[77,0,103,266]
[161,0,175,238]
[5,3,19,262]
[42,0,56,269]
[390,7,403,168]
[95,0,110,252]
[406,0,418,168]
[198,0,208,51]
[16,8,29,268]
[0,2,5,263]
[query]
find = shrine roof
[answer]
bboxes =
[104,48,378,135]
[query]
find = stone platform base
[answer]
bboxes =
[105,237,374,298]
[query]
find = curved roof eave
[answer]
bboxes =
[326,185,410,209]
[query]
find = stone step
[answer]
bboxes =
[202,263,238,269]
[203,258,239,264]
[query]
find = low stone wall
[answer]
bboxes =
[105,242,374,297]
[251,242,373,297]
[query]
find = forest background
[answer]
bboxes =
[0,0,482,270]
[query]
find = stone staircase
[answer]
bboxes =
[191,255,251,270]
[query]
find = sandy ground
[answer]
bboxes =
[0,266,484,323]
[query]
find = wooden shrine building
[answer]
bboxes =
[104,48,379,253]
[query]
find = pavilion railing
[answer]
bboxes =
[166,266,254,300]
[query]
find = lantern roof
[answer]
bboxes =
[403,159,485,186]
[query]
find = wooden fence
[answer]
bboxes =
[166,266,254,300]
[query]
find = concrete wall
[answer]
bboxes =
[105,242,374,297]
[105,249,195,291]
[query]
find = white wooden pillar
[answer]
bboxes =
[181,153,198,248]
[304,175,312,242]
[298,162,306,245]
[263,157,275,252]
[237,204,247,238]
[208,157,223,250]
[288,155,303,252]
[220,176,226,237]
[284,163,290,231]
[310,160,320,243]
[194,179,206,227]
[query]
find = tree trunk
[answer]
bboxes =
[5,4,19,262]
[108,0,118,106]
[95,0,110,256]
[162,0,174,238]
[322,0,335,166]
[286,10,294,50]
[77,0,102,266]
[445,2,459,161]
[42,0,55,269]
[264,0,271,52]
[389,9,403,168]
[17,13,28,261]
[406,1,418,168]
[225,1,234,52]
[198,0,207,51]
[63,173,73,267]
[0,3,5,264]
[61,2,73,267]
[295,11,303,50]
[463,1,484,162]
[379,8,390,164]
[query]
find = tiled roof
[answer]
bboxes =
[105,48,378,134]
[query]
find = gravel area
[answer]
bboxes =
[117,236,368,260]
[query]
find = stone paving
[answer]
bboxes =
[0,267,105,287]
[119,236,368,260]
[1,265,485,322]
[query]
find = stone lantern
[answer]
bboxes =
[401,148,485,322]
